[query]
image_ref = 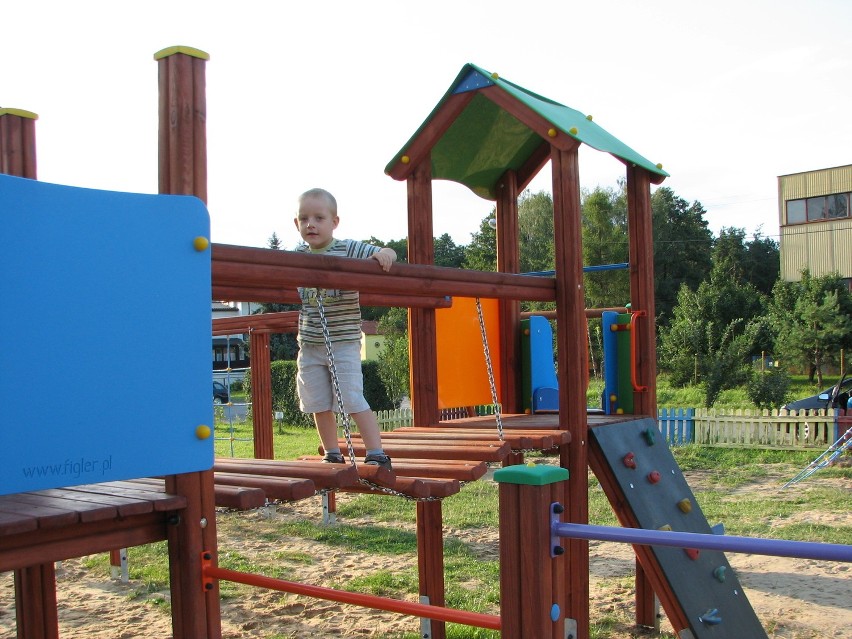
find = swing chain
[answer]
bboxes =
[316,292,436,500]
[315,292,358,467]
[475,298,504,441]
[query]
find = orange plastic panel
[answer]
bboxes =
[435,297,502,409]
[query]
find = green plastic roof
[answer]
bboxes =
[386,63,668,200]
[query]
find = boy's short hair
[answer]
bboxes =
[299,188,337,215]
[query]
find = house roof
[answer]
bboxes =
[361,320,381,336]
[385,63,668,200]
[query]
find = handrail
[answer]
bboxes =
[630,310,648,392]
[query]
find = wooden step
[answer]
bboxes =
[214,458,359,489]
[332,440,510,462]
[213,472,316,502]
[213,484,267,510]
[298,456,488,482]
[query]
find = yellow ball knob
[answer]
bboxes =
[195,424,212,440]
[569,127,578,135]
[586,114,593,121]
[547,128,557,138]
[656,163,664,170]
[401,155,410,164]
[193,236,210,252]
[491,72,499,79]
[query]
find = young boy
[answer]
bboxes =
[293,188,396,470]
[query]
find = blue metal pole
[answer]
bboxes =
[553,522,852,563]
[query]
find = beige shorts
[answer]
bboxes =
[296,341,370,414]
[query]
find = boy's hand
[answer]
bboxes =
[371,247,397,272]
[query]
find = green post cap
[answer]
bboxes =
[493,464,569,486]
[154,46,210,61]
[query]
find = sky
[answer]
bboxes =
[3,1,851,251]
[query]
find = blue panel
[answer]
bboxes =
[451,69,495,94]
[0,174,212,495]
[527,316,559,413]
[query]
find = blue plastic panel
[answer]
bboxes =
[0,174,213,495]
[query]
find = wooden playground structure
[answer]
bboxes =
[10,47,843,639]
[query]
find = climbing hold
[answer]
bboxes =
[550,603,560,622]
[569,127,578,135]
[677,498,692,513]
[641,428,656,446]
[713,566,727,583]
[647,470,661,484]
[195,424,212,440]
[193,236,209,251]
[401,155,410,164]
[623,452,637,469]
[547,128,557,138]
[698,608,722,625]
[684,548,700,561]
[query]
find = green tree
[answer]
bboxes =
[743,229,780,296]
[267,231,282,250]
[463,217,498,271]
[582,185,629,309]
[769,270,852,385]
[434,233,466,268]
[658,255,767,405]
[517,190,555,274]
[652,187,714,326]
[377,307,411,406]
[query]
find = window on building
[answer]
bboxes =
[786,192,851,225]
[828,193,849,218]
[807,196,826,221]
[787,199,806,224]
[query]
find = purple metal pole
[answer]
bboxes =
[553,522,852,563]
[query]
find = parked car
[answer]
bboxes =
[782,375,852,411]
[213,381,230,405]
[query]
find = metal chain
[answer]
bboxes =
[315,293,435,500]
[315,292,358,467]
[475,298,504,441]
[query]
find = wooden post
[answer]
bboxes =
[626,165,659,628]
[495,464,569,639]
[496,169,521,414]
[249,330,274,458]
[155,45,222,639]
[0,107,53,639]
[407,160,440,427]
[551,144,590,638]
[155,46,209,203]
[0,108,38,179]
[416,501,446,639]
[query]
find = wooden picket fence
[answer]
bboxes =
[692,408,843,450]
[374,405,849,451]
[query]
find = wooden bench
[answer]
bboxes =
[0,479,192,639]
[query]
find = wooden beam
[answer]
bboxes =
[211,286,453,310]
[496,169,521,413]
[551,145,590,638]
[212,245,556,302]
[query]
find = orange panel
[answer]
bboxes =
[435,297,502,409]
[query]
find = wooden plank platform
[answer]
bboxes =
[0,479,187,573]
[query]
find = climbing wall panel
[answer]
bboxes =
[589,418,768,639]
